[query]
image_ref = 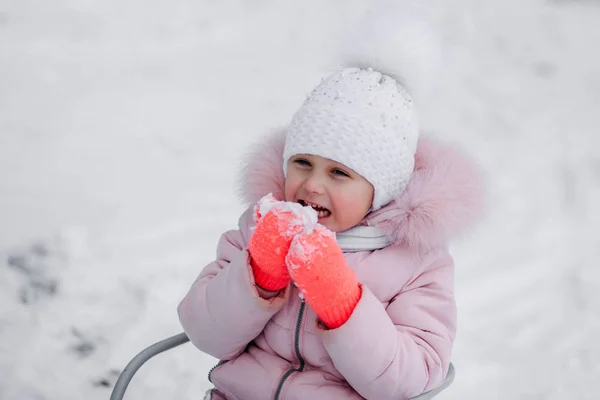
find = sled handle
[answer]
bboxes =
[109,332,454,400]
[409,362,455,399]
[110,332,190,400]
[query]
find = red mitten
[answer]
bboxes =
[286,225,361,329]
[248,194,317,291]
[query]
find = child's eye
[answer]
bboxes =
[294,159,311,167]
[332,169,349,177]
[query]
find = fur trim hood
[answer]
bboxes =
[238,129,485,251]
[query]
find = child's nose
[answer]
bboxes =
[303,173,326,194]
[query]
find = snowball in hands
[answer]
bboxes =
[248,194,318,291]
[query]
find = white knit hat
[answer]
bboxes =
[283,5,440,210]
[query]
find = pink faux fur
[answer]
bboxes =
[238,129,485,251]
[237,128,287,203]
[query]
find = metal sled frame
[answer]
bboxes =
[110,332,455,400]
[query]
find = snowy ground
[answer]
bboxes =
[1,0,599,399]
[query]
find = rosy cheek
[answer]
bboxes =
[284,183,293,201]
[284,177,299,202]
[338,192,366,224]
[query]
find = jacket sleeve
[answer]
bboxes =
[177,208,290,360]
[318,250,456,400]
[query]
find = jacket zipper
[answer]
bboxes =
[208,359,228,383]
[273,299,306,400]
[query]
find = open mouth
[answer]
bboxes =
[298,200,331,219]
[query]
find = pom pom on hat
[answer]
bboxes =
[283,3,441,211]
[337,2,442,103]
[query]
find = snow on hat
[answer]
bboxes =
[283,5,441,210]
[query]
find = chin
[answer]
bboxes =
[318,218,339,232]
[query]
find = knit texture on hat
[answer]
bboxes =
[283,67,419,210]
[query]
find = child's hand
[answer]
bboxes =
[286,225,361,329]
[248,194,317,291]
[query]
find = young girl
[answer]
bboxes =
[178,11,484,400]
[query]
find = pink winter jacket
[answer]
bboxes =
[178,130,484,400]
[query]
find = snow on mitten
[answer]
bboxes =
[248,194,317,291]
[286,225,361,329]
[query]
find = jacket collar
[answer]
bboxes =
[238,129,485,252]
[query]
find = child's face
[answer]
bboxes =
[284,154,374,232]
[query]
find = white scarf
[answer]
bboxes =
[335,225,390,253]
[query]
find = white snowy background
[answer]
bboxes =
[1,0,599,399]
